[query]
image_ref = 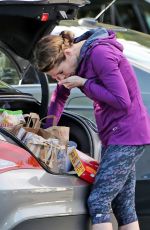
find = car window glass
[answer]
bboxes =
[0,50,20,85]
[65,96,95,121]
[145,11,150,29]
[115,4,141,31]
[21,65,40,84]
[141,5,150,30]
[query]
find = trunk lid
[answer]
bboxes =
[0,0,89,59]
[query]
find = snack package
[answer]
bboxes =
[0,109,25,128]
[68,149,99,184]
[66,141,78,172]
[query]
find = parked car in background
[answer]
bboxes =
[78,0,150,34]
[0,0,150,229]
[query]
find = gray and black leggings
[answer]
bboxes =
[87,145,145,226]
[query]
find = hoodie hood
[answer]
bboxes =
[75,28,124,68]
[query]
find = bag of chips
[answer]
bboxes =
[69,149,99,184]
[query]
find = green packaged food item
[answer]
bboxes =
[0,109,25,128]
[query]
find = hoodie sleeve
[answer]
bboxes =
[82,44,131,110]
[45,84,70,128]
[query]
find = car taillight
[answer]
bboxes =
[0,141,42,173]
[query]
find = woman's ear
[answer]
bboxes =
[63,48,73,59]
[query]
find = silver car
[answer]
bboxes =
[0,1,150,230]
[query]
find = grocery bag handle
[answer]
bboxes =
[39,115,57,127]
[24,113,57,129]
[24,113,40,128]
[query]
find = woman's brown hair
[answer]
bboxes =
[34,30,75,72]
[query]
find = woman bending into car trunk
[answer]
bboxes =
[34,28,150,230]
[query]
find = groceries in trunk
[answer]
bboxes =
[69,149,99,184]
[0,109,25,128]
[1,111,99,183]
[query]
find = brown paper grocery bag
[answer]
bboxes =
[12,113,70,147]
[37,114,70,146]
[39,126,70,146]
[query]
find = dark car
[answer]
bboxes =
[78,0,150,34]
[0,1,150,230]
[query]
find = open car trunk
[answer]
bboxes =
[0,85,100,173]
[0,0,100,176]
[0,88,96,230]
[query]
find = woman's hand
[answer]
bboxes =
[58,75,87,89]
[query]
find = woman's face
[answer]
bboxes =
[46,48,78,82]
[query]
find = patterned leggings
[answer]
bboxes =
[87,145,145,226]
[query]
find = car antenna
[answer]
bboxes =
[78,0,117,27]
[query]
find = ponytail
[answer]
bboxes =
[34,30,75,73]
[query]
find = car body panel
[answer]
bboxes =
[12,215,91,230]
[0,168,90,230]
[0,140,41,173]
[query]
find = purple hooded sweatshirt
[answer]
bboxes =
[46,28,150,146]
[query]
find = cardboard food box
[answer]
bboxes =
[69,149,99,184]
